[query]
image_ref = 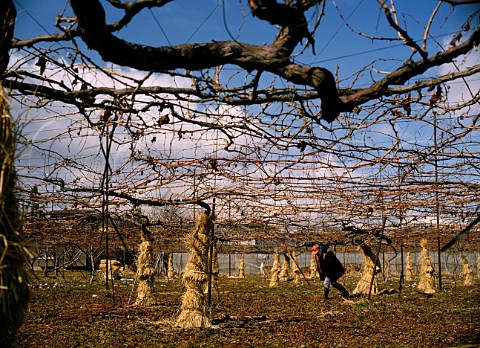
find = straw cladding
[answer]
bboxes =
[269,248,280,287]
[352,244,381,295]
[417,239,436,294]
[176,211,214,328]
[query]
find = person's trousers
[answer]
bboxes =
[324,277,349,297]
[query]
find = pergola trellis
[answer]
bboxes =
[3,0,479,255]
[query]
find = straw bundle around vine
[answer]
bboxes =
[0,83,30,346]
[477,252,480,279]
[279,253,291,282]
[135,226,156,306]
[167,253,174,281]
[292,251,301,284]
[238,254,245,278]
[460,252,473,286]
[352,244,381,295]
[269,248,280,287]
[309,253,317,279]
[405,251,413,281]
[417,239,436,294]
[176,211,214,328]
[99,259,122,280]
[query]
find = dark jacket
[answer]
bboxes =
[316,250,344,282]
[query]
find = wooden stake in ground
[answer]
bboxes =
[238,254,245,278]
[176,211,214,328]
[269,248,280,287]
[417,238,436,295]
[211,244,219,288]
[279,253,291,282]
[352,244,381,296]
[405,251,413,282]
[292,251,301,284]
[460,252,473,286]
[167,253,174,281]
[134,225,156,306]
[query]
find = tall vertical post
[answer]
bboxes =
[102,122,110,291]
[433,111,442,290]
[100,113,117,293]
[207,199,215,311]
[193,170,196,220]
[399,244,404,292]
[398,158,405,292]
[207,66,220,312]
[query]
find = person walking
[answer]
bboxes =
[312,243,349,299]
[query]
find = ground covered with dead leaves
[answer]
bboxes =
[14,272,479,347]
